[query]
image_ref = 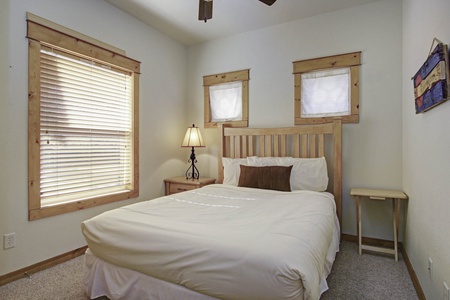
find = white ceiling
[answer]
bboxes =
[105,0,380,46]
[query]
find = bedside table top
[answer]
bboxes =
[350,188,407,200]
[164,176,216,186]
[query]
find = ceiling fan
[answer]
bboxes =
[199,0,277,22]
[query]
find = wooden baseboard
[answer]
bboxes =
[399,243,426,300]
[341,234,425,300]
[0,245,87,286]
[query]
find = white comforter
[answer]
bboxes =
[82,184,339,300]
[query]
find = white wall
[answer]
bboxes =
[402,0,450,299]
[0,0,187,276]
[187,0,403,239]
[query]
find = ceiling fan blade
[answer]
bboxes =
[198,0,213,22]
[259,0,276,6]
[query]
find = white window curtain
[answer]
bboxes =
[39,48,133,206]
[209,81,243,122]
[301,67,351,118]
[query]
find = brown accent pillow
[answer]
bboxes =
[238,165,292,192]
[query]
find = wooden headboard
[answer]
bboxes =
[218,118,342,227]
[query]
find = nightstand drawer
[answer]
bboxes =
[164,176,216,196]
[169,183,196,194]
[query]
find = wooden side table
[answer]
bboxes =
[350,188,408,261]
[164,176,216,195]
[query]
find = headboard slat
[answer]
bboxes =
[260,136,265,157]
[242,136,248,157]
[235,136,241,158]
[318,134,325,157]
[310,135,317,158]
[273,135,279,157]
[248,136,254,156]
[294,135,300,157]
[266,135,272,157]
[301,135,308,158]
[230,137,235,158]
[281,135,287,157]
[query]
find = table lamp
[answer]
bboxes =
[181,124,205,179]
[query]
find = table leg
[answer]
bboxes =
[355,198,359,237]
[392,198,399,261]
[357,197,362,255]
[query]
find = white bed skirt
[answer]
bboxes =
[84,249,218,300]
[84,241,337,300]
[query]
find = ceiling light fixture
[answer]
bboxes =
[198,0,212,23]
[198,0,276,23]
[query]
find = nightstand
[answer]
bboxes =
[350,188,408,261]
[164,176,216,195]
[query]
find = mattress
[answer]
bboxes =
[82,184,340,300]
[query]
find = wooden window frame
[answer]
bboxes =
[27,13,140,220]
[203,69,249,128]
[293,52,361,125]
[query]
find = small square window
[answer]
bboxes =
[203,69,249,128]
[301,68,351,118]
[209,81,243,122]
[293,52,360,124]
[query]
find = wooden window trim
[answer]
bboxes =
[293,52,360,125]
[203,69,249,128]
[27,14,140,220]
[26,13,126,56]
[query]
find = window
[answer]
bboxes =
[203,69,249,128]
[27,13,140,220]
[209,81,243,122]
[293,52,360,124]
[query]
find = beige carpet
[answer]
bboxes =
[0,241,418,299]
[321,241,418,299]
[0,253,89,300]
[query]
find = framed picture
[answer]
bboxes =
[413,39,450,114]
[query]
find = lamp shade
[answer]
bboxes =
[181,124,205,148]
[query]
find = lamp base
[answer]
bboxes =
[185,147,200,180]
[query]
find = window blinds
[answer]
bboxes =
[39,48,133,206]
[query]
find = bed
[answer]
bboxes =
[81,119,342,300]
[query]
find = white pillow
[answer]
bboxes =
[246,156,328,192]
[222,157,247,186]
